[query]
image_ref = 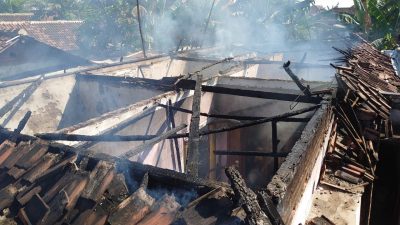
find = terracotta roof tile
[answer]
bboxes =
[0,31,19,53]
[0,129,237,225]
[0,13,34,21]
[0,21,83,51]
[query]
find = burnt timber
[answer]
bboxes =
[176,79,323,104]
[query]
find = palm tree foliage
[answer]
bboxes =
[339,0,400,49]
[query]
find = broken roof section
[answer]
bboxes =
[0,21,83,51]
[0,128,241,225]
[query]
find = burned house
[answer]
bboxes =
[0,20,89,80]
[0,35,399,225]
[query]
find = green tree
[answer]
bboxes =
[339,0,400,49]
[0,0,26,13]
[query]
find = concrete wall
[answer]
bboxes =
[58,76,165,129]
[0,74,165,135]
[267,105,333,225]
[0,75,76,134]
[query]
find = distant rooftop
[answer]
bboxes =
[0,20,83,51]
[0,13,34,21]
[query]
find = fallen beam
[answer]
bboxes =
[225,166,272,225]
[176,80,322,104]
[120,124,187,159]
[214,151,288,157]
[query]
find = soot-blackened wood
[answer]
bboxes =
[176,80,322,104]
[187,74,202,177]
[283,62,312,96]
[108,174,154,225]
[225,166,272,225]
[201,104,321,136]
[107,173,129,201]
[121,124,187,159]
[71,209,107,225]
[16,143,48,169]
[14,110,32,134]
[272,120,279,172]
[137,194,181,225]
[81,160,115,202]
[257,191,285,225]
[36,107,315,143]
[167,100,182,172]
[18,194,50,225]
[0,184,18,210]
[214,151,288,157]
[159,103,312,122]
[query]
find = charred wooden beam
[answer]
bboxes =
[173,57,233,86]
[225,166,272,225]
[271,120,279,172]
[37,105,318,143]
[137,195,180,225]
[35,133,162,142]
[14,111,32,134]
[172,56,331,68]
[201,104,320,136]
[257,191,285,225]
[120,124,187,159]
[186,75,202,177]
[283,61,312,96]
[214,151,288,157]
[158,103,311,122]
[166,100,182,172]
[176,80,322,104]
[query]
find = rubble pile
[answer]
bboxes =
[322,43,398,191]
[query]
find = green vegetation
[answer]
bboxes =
[339,0,400,49]
[1,0,399,52]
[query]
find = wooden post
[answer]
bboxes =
[209,124,216,180]
[272,120,279,172]
[167,100,182,172]
[186,74,202,177]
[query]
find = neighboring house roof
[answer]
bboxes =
[331,5,356,15]
[0,21,83,51]
[0,31,19,53]
[0,13,34,21]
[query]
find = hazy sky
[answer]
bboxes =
[314,0,354,8]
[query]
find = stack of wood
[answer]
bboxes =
[322,43,398,189]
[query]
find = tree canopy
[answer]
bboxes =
[1,0,399,54]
